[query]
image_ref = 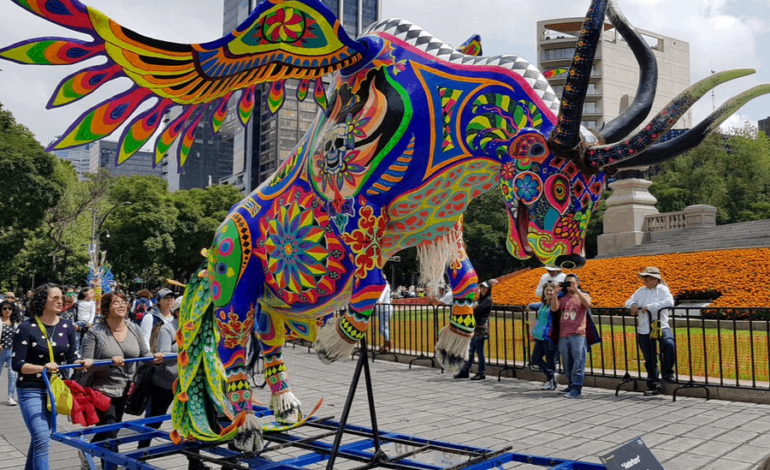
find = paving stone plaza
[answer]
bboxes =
[0,346,768,469]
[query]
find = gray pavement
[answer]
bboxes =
[0,346,769,469]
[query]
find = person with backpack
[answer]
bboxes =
[130,289,153,324]
[139,289,176,351]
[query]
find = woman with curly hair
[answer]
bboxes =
[0,300,22,405]
[12,283,92,470]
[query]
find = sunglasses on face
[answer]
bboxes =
[1,307,11,311]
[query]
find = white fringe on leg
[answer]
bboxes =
[314,316,358,365]
[269,390,303,424]
[233,412,265,452]
[417,229,463,297]
[435,325,471,371]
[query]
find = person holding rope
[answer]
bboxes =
[625,267,676,396]
[12,284,92,470]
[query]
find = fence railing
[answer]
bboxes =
[358,304,770,395]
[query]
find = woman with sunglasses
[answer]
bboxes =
[12,284,92,470]
[0,300,22,405]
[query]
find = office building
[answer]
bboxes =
[89,140,163,179]
[220,0,381,193]
[50,142,93,181]
[537,17,691,133]
[162,107,234,192]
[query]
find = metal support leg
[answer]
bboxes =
[326,336,384,470]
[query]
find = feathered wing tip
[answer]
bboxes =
[268,80,287,114]
[47,86,153,151]
[154,106,196,166]
[117,98,174,166]
[48,63,124,109]
[314,78,328,113]
[238,86,257,126]
[8,0,94,36]
[178,108,207,171]
[297,79,310,102]
[211,93,233,135]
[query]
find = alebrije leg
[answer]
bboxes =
[261,342,302,424]
[435,224,478,371]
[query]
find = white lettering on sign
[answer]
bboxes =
[621,455,641,469]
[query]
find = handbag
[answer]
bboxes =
[124,362,155,415]
[35,316,74,415]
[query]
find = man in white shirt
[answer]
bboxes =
[625,267,676,396]
[535,267,566,297]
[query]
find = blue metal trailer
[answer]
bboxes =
[44,344,606,470]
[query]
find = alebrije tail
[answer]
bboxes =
[171,262,235,444]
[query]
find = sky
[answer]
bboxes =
[1,0,770,148]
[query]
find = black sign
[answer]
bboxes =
[600,438,664,470]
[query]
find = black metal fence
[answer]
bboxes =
[358,304,770,396]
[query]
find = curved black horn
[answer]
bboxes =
[585,69,756,169]
[596,0,658,144]
[548,0,609,153]
[614,83,770,169]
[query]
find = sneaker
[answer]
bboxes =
[560,387,572,393]
[564,390,582,399]
[662,375,677,384]
[470,373,486,381]
[540,380,553,390]
[643,389,662,396]
[453,371,469,379]
[7,397,16,406]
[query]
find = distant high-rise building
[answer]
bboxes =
[89,141,163,179]
[759,117,770,136]
[219,0,381,193]
[162,107,234,192]
[537,17,691,133]
[50,142,93,181]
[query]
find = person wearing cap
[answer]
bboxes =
[139,288,176,351]
[454,279,497,381]
[625,267,676,396]
[536,267,566,297]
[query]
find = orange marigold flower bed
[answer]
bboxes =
[493,248,770,308]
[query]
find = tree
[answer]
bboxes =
[0,104,68,285]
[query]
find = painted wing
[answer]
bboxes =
[0,0,364,167]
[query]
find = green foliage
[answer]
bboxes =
[0,104,69,286]
[649,125,770,225]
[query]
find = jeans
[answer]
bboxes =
[137,383,175,448]
[532,339,558,381]
[0,349,17,399]
[461,336,486,375]
[18,388,51,470]
[637,328,677,389]
[558,335,586,393]
[377,306,393,342]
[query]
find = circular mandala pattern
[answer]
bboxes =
[219,238,234,257]
[262,7,306,44]
[513,171,542,205]
[211,281,221,301]
[545,174,571,214]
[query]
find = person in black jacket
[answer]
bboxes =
[454,280,495,381]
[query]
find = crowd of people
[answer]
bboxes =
[0,283,214,470]
[0,264,681,468]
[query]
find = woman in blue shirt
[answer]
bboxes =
[528,281,558,390]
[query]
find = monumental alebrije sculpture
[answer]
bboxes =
[3,0,768,450]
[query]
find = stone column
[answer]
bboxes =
[683,205,718,229]
[597,179,659,257]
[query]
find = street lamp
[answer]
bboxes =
[90,201,131,256]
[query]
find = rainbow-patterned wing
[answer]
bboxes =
[544,68,569,79]
[0,0,364,167]
[457,34,483,57]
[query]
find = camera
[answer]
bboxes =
[559,281,571,288]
